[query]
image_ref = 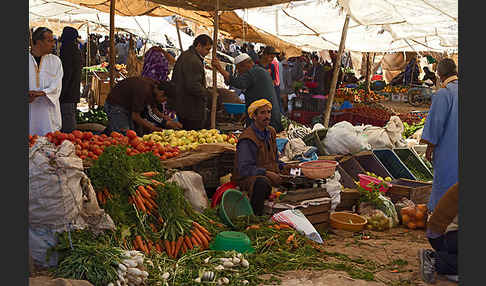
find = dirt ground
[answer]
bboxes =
[380,101,430,115]
[264,227,457,286]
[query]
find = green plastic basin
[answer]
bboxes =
[218,189,254,228]
[209,231,255,253]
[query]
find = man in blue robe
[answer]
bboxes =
[420,58,458,212]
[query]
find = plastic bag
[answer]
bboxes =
[385,116,408,148]
[362,126,394,149]
[271,209,324,244]
[168,171,209,213]
[281,138,314,162]
[324,171,342,212]
[323,121,371,155]
[401,204,428,229]
[376,194,399,227]
[394,197,415,223]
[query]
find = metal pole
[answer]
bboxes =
[175,17,184,53]
[322,14,351,128]
[87,21,90,67]
[210,0,220,129]
[109,0,116,89]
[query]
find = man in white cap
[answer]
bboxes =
[212,53,283,132]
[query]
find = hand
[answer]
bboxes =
[265,170,282,186]
[425,145,434,163]
[211,58,222,72]
[166,120,183,130]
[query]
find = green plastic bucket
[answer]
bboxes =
[218,189,254,228]
[209,231,255,253]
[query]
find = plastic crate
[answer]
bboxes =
[223,103,246,115]
[372,149,416,180]
[393,148,433,182]
[330,112,354,126]
[338,156,366,181]
[290,110,321,125]
[354,151,394,179]
[337,165,358,189]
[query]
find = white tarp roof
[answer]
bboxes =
[29,0,195,49]
[235,0,457,52]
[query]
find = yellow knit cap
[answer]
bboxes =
[248,99,272,119]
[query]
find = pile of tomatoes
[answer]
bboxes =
[29,130,180,161]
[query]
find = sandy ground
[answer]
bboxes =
[263,227,457,286]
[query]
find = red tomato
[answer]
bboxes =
[100,134,108,139]
[83,132,94,140]
[80,155,87,160]
[135,144,145,153]
[81,150,89,156]
[67,134,75,141]
[93,147,103,156]
[110,131,122,138]
[146,141,154,147]
[160,154,167,160]
[82,142,90,149]
[72,130,83,139]
[126,148,132,154]
[92,155,99,160]
[126,130,137,139]
[87,151,95,158]
[75,150,82,157]
[103,141,111,146]
[129,138,141,147]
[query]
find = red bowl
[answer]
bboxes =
[358,174,392,193]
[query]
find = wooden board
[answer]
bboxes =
[387,178,432,204]
[280,188,330,203]
[306,211,331,224]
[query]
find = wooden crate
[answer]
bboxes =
[90,72,111,106]
[387,178,432,204]
[336,188,360,211]
[264,188,331,229]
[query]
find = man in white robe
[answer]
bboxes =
[29,27,63,136]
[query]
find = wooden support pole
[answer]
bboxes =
[365,52,371,93]
[322,14,351,128]
[109,0,116,89]
[175,18,184,52]
[87,21,90,67]
[210,0,220,129]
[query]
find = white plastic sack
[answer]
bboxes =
[312,123,326,132]
[324,171,343,212]
[29,138,85,231]
[323,121,371,155]
[362,126,394,149]
[29,138,116,267]
[271,209,324,244]
[168,171,209,213]
[411,127,424,141]
[385,116,408,148]
[281,138,313,162]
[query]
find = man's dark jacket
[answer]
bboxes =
[59,42,82,103]
[170,46,211,122]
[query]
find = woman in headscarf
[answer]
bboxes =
[59,26,82,133]
[140,46,179,129]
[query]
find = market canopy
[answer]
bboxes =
[234,0,457,52]
[31,0,303,57]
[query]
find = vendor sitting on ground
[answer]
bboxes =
[232,99,286,216]
[104,77,182,136]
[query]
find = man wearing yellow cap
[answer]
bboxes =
[232,99,285,215]
[211,53,283,132]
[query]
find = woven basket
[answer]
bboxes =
[330,212,367,232]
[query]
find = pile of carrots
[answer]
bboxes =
[130,221,212,259]
[96,187,113,205]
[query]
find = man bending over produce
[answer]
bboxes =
[232,99,286,215]
[104,77,182,136]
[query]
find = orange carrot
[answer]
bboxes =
[149,223,158,233]
[135,236,144,251]
[146,239,154,254]
[133,239,140,251]
[174,236,184,258]
[158,216,165,225]
[97,191,103,204]
[163,240,171,257]
[137,185,152,199]
[286,233,295,244]
[181,242,187,254]
[191,236,200,248]
[134,195,147,212]
[193,221,211,236]
[141,171,159,177]
[171,241,176,256]
[147,197,158,209]
[192,229,208,249]
[279,223,291,229]
[128,196,134,204]
[155,242,162,253]
[151,179,164,186]
[184,236,193,249]
[145,185,157,196]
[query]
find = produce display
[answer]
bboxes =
[382,85,410,94]
[336,88,386,103]
[29,130,180,161]
[76,106,108,126]
[341,105,394,124]
[142,129,238,152]
[400,204,428,229]
[403,117,426,138]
